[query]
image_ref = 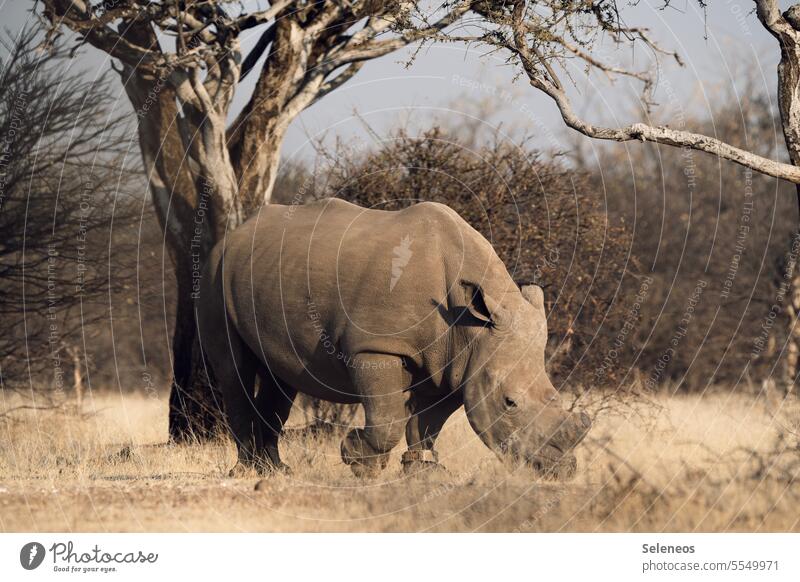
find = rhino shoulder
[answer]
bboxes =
[407,202,495,252]
[403,200,461,221]
[304,196,360,211]
[398,202,470,236]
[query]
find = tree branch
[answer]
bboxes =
[507,1,800,184]
[754,0,795,40]
[313,62,365,104]
[326,0,475,69]
[41,0,161,68]
[235,0,297,31]
[241,23,277,80]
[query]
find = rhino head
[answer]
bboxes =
[457,281,591,480]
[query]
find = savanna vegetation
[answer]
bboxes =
[2,389,797,531]
[2,4,800,532]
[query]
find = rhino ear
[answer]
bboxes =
[520,284,545,313]
[460,280,507,327]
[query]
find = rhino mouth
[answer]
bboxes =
[526,443,577,481]
[528,452,577,481]
[500,440,578,481]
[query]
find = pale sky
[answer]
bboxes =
[1,1,791,167]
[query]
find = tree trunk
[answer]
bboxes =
[229,17,308,212]
[776,25,800,397]
[167,263,222,440]
[783,236,800,396]
[122,69,228,440]
[116,8,368,439]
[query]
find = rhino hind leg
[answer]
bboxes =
[252,367,297,475]
[207,331,260,477]
[340,353,409,478]
[402,389,462,475]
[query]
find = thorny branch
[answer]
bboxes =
[467,0,800,184]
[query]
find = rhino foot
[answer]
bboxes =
[401,450,448,476]
[341,429,390,479]
[228,462,255,478]
[228,459,292,478]
[402,460,449,477]
[347,461,386,479]
[255,460,292,477]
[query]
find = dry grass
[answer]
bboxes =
[1,389,798,532]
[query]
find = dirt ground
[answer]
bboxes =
[1,389,798,532]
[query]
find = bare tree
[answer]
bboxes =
[38,1,476,439]
[466,0,800,394]
[0,28,137,392]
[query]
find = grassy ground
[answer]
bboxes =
[1,389,798,532]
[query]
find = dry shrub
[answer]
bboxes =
[580,76,798,390]
[739,393,800,487]
[2,391,798,531]
[0,29,143,388]
[578,391,800,531]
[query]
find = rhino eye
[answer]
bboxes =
[504,396,518,409]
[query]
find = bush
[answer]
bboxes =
[580,83,797,390]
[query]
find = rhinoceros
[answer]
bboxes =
[197,198,591,478]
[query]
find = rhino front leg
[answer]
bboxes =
[403,390,462,474]
[341,353,409,478]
